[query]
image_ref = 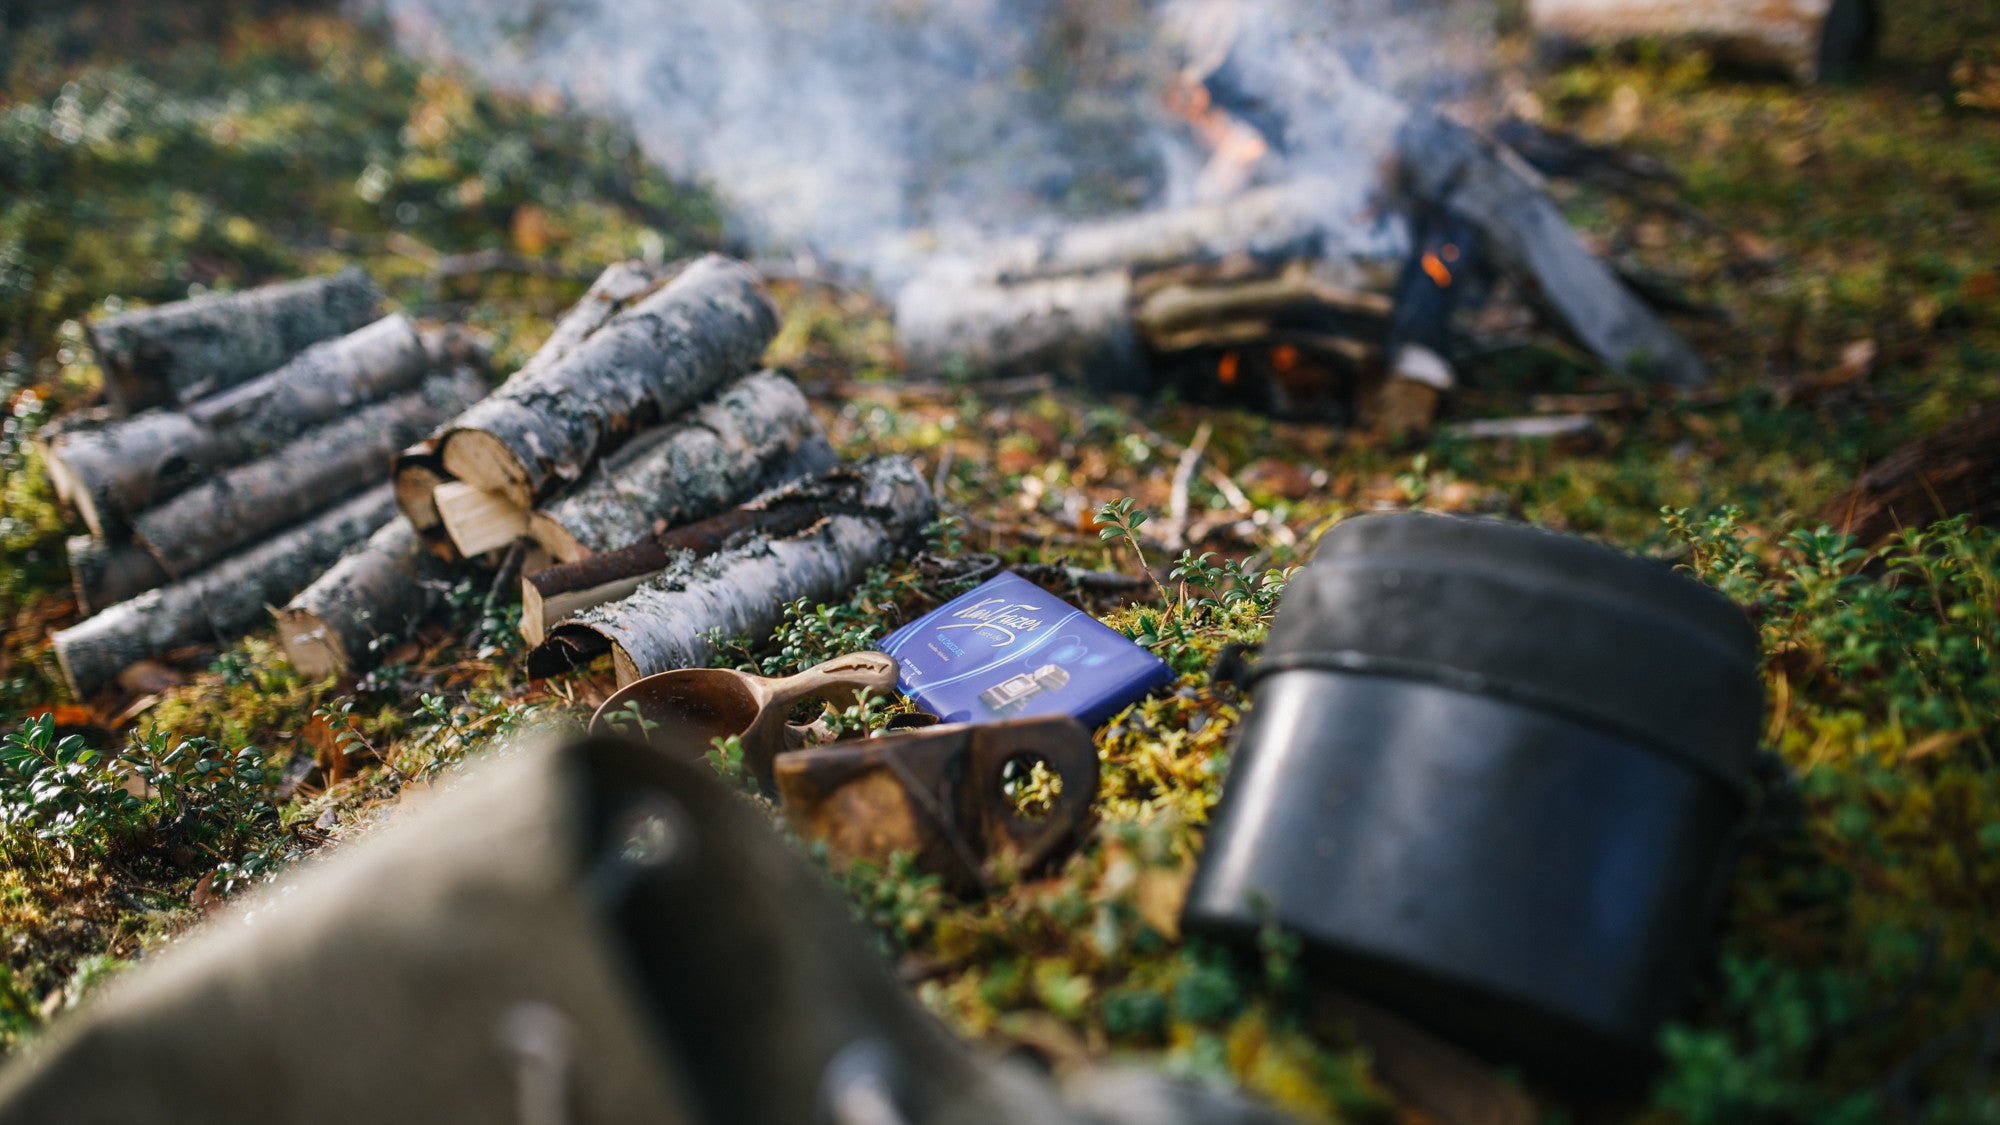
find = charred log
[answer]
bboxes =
[526,370,836,564]
[85,268,383,412]
[1397,111,1709,387]
[52,486,397,699]
[437,255,779,508]
[527,458,934,683]
[131,370,485,580]
[274,517,458,681]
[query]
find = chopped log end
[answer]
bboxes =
[520,582,546,647]
[394,457,449,534]
[436,479,531,558]
[526,512,589,566]
[439,428,534,510]
[611,643,645,689]
[68,536,168,615]
[520,568,659,645]
[274,608,342,682]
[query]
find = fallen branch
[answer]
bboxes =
[45,314,430,539]
[527,370,836,563]
[1823,403,2000,546]
[273,517,458,681]
[131,369,485,581]
[85,268,383,412]
[438,255,779,507]
[527,458,934,683]
[53,485,397,698]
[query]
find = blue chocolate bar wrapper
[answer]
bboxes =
[878,571,1174,726]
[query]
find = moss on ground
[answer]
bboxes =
[0,2,1996,1121]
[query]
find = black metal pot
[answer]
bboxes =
[1182,512,1762,1081]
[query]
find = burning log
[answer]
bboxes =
[526,370,838,564]
[273,517,458,681]
[1823,404,2000,546]
[1528,0,1878,84]
[527,457,934,684]
[66,537,166,617]
[1397,111,1709,388]
[436,255,778,508]
[85,268,383,412]
[518,451,840,645]
[44,314,432,540]
[52,485,397,699]
[130,369,486,581]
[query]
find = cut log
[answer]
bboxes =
[527,457,934,684]
[1822,404,2000,547]
[131,369,486,581]
[45,314,432,539]
[274,517,459,681]
[438,255,779,508]
[67,536,167,616]
[1528,0,1878,84]
[525,370,835,564]
[519,442,842,644]
[390,260,664,543]
[85,268,383,412]
[896,270,1145,393]
[435,480,532,559]
[52,485,397,699]
[1397,111,1709,387]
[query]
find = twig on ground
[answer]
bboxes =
[1164,420,1212,554]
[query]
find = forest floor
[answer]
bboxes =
[1,3,1997,1121]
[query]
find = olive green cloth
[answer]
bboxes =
[0,734,1296,1125]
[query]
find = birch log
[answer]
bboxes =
[390,260,665,541]
[45,314,431,539]
[85,268,383,412]
[67,536,167,616]
[526,370,835,563]
[52,486,397,698]
[896,270,1146,393]
[519,443,839,644]
[528,457,934,684]
[1528,0,1877,84]
[1398,111,1709,387]
[131,369,485,580]
[274,517,458,680]
[438,255,779,508]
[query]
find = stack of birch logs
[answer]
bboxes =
[309,253,934,687]
[42,270,488,698]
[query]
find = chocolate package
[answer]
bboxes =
[878,571,1173,726]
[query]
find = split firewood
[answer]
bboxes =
[130,369,485,582]
[391,260,666,545]
[85,267,383,412]
[1397,111,1708,388]
[67,536,166,617]
[52,485,397,699]
[518,444,842,645]
[1528,0,1878,84]
[526,370,837,563]
[1822,404,2000,547]
[527,457,934,683]
[274,517,459,681]
[436,255,778,508]
[45,314,431,539]
[433,481,533,559]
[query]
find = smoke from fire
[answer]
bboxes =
[360,0,1494,285]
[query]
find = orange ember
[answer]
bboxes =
[1421,251,1454,288]
[1269,344,1299,372]
[1218,351,1240,386]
